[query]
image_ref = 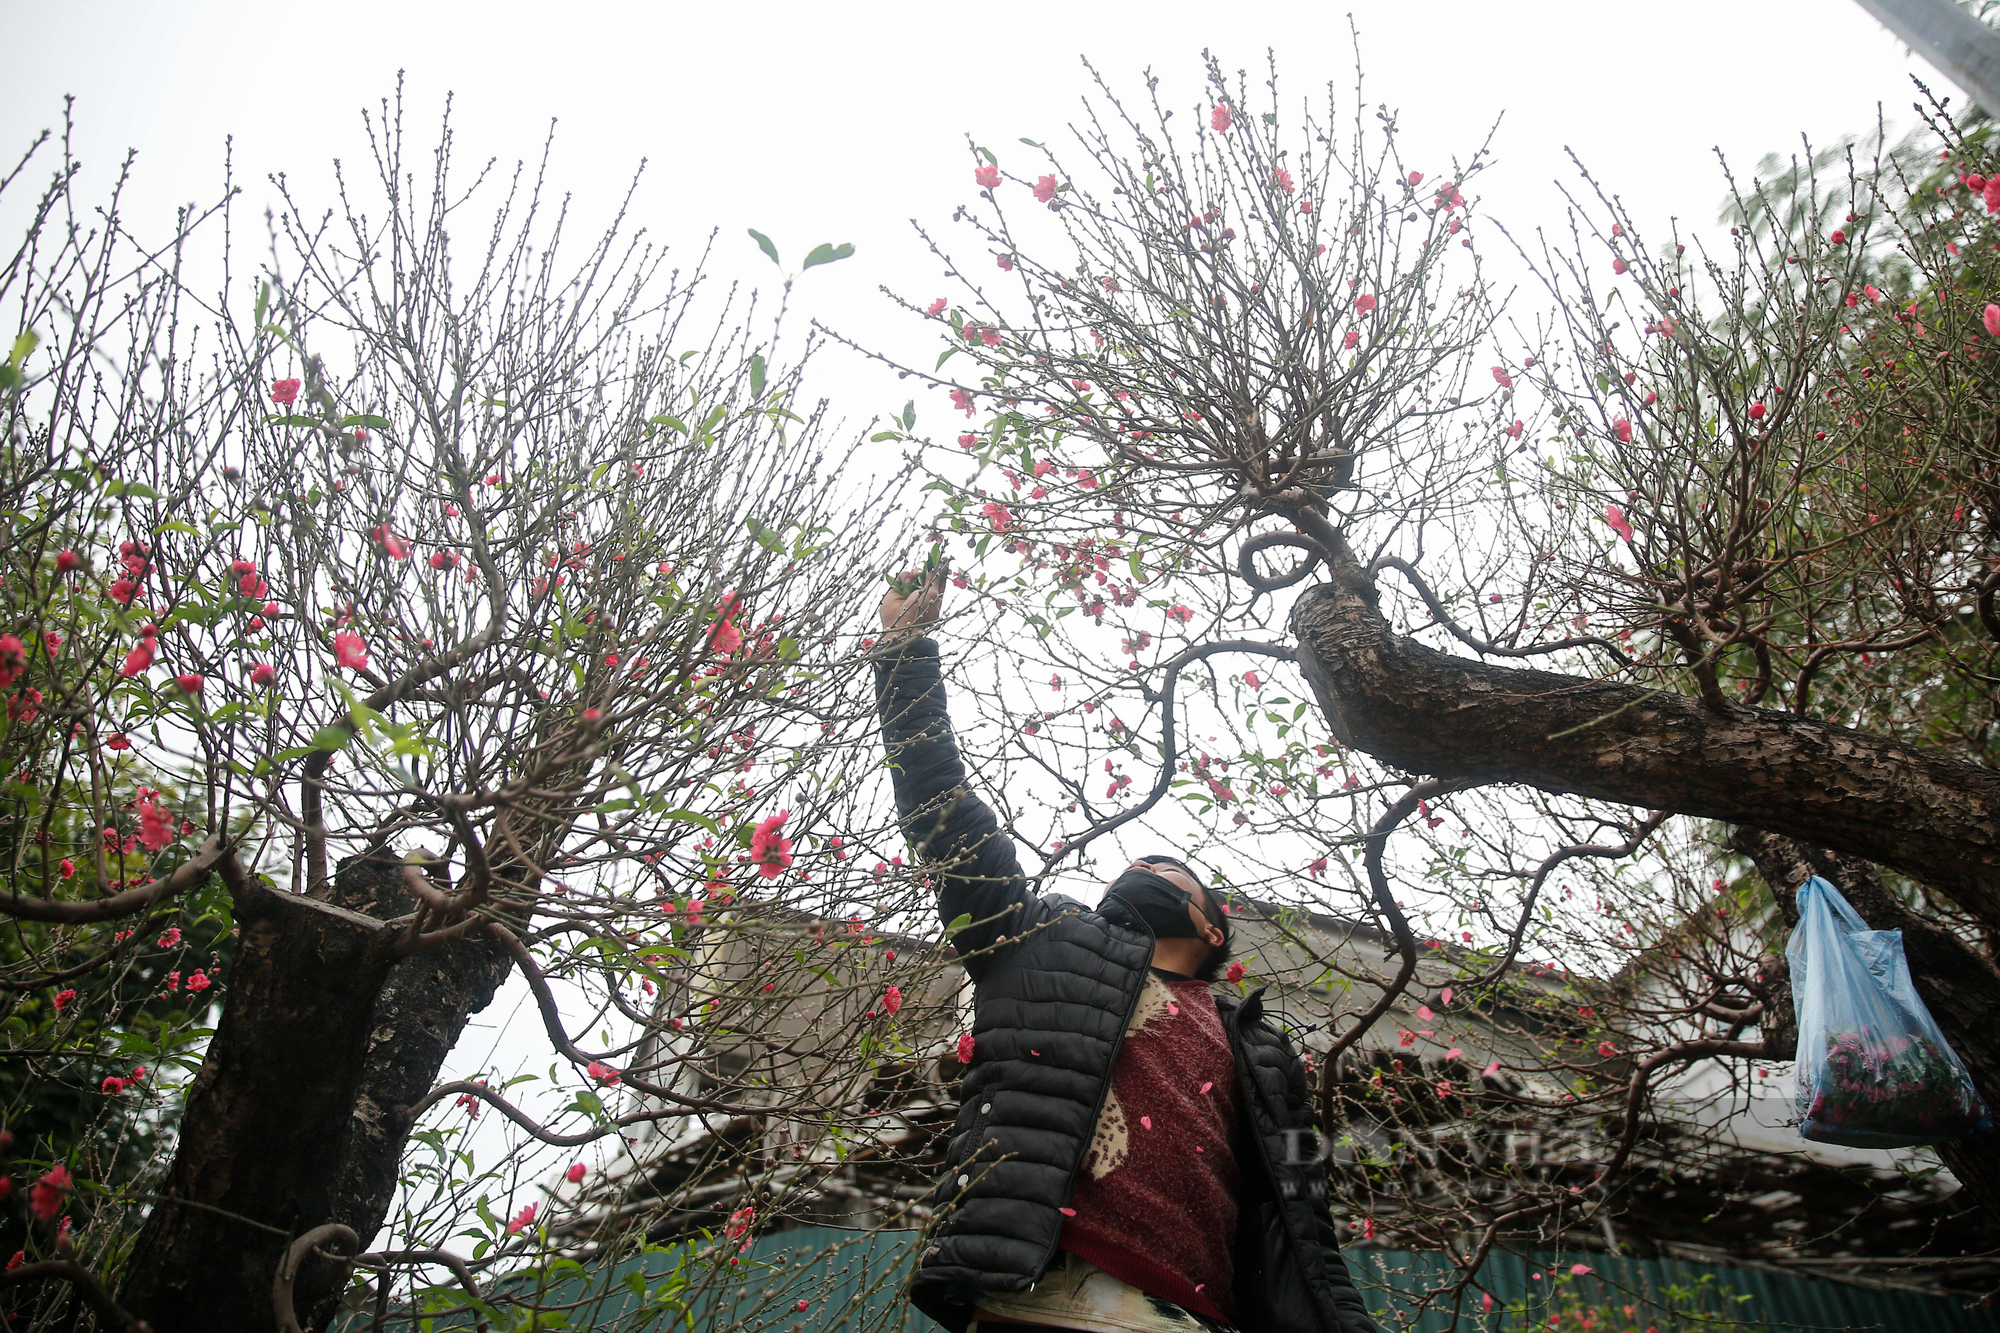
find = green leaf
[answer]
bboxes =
[801,242,855,270]
[266,414,320,428]
[747,228,780,266]
[870,430,902,443]
[648,414,688,435]
[944,912,973,937]
[310,725,354,753]
[745,517,785,553]
[936,346,958,372]
[337,413,392,430]
[749,354,767,399]
[901,400,916,430]
[8,330,38,370]
[1019,137,1046,149]
[666,809,721,836]
[975,146,998,166]
[253,282,269,327]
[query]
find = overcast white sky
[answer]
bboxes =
[2,0,1956,1209]
[2,0,1951,437]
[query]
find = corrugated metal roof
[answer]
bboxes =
[1346,1244,1999,1331]
[381,1227,1999,1331]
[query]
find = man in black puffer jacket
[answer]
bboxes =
[872,569,1379,1333]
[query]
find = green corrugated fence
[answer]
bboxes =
[384,1226,1999,1331]
[1345,1245,2000,1332]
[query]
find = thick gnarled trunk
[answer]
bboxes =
[117,880,397,1332]
[302,934,512,1332]
[118,856,515,1333]
[1289,566,2000,929]
[1289,558,2000,1220]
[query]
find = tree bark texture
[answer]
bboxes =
[1288,561,2000,929]
[117,876,398,1333]
[305,945,512,1327]
[1729,830,2000,1221]
[1289,557,2000,1221]
[118,854,518,1333]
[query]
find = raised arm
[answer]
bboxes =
[871,569,1040,976]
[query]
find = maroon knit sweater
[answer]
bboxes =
[1058,970,1243,1325]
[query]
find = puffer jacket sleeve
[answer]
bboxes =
[872,636,1038,977]
[1312,1200,1381,1333]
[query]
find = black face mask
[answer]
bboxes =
[1099,867,1204,939]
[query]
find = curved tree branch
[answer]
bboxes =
[1059,637,1298,859]
[1323,777,1482,1064]
[1465,809,1670,989]
[273,1224,358,1333]
[1287,527,2000,926]
[0,1261,150,1333]
[1236,531,1326,592]
[1372,554,1633,665]
[0,834,229,925]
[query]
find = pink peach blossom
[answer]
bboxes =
[119,632,154,676]
[137,797,176,851]
[750,810,794,878]
[28,1166,69,1221]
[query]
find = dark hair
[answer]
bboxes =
[1138,855,1233,982]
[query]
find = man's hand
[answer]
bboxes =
[880,565,946,638]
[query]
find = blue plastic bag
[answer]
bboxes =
[1787,876,1989,1148]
